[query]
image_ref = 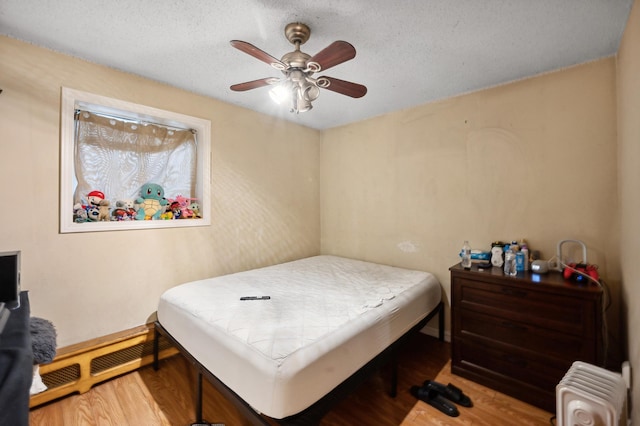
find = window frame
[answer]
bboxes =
[60,87,211,233]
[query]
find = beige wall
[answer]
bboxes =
[0,36,321,347]
[321,58,621,354]
[617,0,640,423]
[2,15,634,413]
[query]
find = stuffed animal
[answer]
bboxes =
[112,201,130,221]
[76,190,106,222]
[172,195,195,219]
[86,206,100,221]
[112,200,137,221]
[73,203,88,223]
[97,199,110,221]
[169,201,182,219]
[86,190,105,208]
[123,199,137,218]
[135,183,168,220]
[189,201,201,218]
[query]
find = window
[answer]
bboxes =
[60,87,211,233]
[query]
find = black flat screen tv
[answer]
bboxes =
[0,251,20,309]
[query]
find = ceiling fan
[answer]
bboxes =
[230,22,367,113]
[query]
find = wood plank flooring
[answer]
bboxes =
[30,333,554,425]
[403,361,555,426]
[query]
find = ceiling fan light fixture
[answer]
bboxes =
[269,83,292,105]
[270,75,319,113]
[294,96,313,113]
[290,80,320,113]
[301,82,320,102]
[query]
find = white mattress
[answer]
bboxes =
[157,255,441,419]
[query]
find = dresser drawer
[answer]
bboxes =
[458,309,595,361]
[454,337,569,393]
[455,277,596,337]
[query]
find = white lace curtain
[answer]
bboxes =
[73,110,197,206]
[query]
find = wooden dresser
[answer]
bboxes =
[450,264,603,413]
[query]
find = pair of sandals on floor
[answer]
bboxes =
[410,380,473,417]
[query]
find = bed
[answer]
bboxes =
[154,255,443,425]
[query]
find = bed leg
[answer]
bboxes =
[190,369,225,426]
[438,301,445,342]
[196,370,205,422]
[153,324,160,371]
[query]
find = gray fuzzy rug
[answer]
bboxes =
[30,317,57,364]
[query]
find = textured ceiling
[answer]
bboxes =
[1,0,633,130]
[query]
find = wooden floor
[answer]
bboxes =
[29,334,554,425]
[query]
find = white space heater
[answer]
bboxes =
[556,361,628,426]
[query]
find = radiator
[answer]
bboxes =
[556,361,628,426]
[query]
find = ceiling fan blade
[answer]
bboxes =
[230,77,279,92]
[319,76,367,98]
[308,41,356,72]
[230,40,286,70]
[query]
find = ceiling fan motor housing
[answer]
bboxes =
[284,22,311,45]
[281,51,311,70]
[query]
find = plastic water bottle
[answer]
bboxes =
[515,252,525,272]
[504,247,517,276]
[461,240,472,269]
[521,245,529,271]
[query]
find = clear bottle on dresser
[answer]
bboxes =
[521,244,529,271]
[461,240,472,269]
[504,246,517,276]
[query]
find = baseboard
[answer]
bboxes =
[29,323,178,408]
[421,324,451,342]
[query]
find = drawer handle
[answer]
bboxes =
[500,287,528,297]
[501,321,527,332]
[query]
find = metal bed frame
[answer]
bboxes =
[154,300,444,426]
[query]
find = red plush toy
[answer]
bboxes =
[563,263,600,283]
